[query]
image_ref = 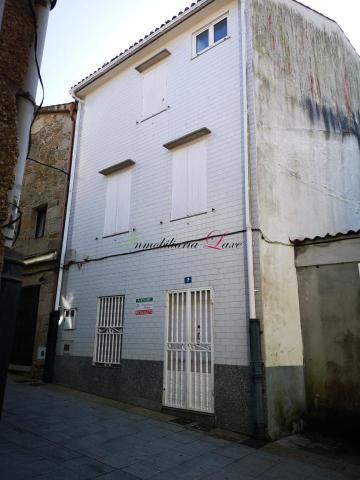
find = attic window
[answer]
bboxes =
[193,14,228,56]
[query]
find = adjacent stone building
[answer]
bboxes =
[10,103,76,378]
[0,0,56,417]
[0,0,35,273]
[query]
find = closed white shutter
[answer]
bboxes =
[171,148,188,220]
[115,168,131,234]
[187,140,207,216]
[171,140,207,220]
[104,168,132,236]
[104,174,118,236]
[142,62,167,119]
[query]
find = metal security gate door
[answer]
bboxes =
[164,289,214,413]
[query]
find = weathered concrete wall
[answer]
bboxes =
[296,237,360,430]
[13,103,75,377]
[0,0,34,274]
[251,0,360,438]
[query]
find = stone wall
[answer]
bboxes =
[0,0,34,274]
[12,103,75,378]
[15,104,75,256]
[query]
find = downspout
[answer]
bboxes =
[240,0,265,438]
[54,97,83,311]
[49,103,77,312]
[5,0,51,247]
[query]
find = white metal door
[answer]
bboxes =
[163,288,214,413]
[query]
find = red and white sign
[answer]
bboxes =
[135,297,154,316]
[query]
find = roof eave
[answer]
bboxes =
[71,0,215,96]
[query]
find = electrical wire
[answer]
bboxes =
[1,203,22,243]
[25,1,69,177]
[64,228,293,269]
[28,157,69,176]
[2,1,46,244]
[27,0,44,160]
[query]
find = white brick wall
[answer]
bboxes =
[60,0,250,366]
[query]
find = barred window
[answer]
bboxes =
[93,295,125,367]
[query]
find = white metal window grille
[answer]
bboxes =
[93,295,125,366]
[164,289,214,413]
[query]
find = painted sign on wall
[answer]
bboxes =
[135,297,154,316]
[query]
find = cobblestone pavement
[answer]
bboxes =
[0,379,353,479]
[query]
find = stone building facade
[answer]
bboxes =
[0,0,35,273]
[11,103,75,378]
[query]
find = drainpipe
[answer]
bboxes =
[54,96,83,311]
[0,0,55,418]
[5,0,52,247]
[44,98,82,383]
[240,0,265,438]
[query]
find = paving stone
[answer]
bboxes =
[213,442,254,459]
[122,461,163,479]
[1,379,356,480]
[61,455,115,476]
[96,470,142,479]
[152,452,235,479]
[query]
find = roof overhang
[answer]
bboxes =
[71,0,216,96]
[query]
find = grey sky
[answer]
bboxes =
[39,0,360,106]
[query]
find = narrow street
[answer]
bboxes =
[0,378,355,480]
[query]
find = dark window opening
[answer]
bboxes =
[35,206,47,238]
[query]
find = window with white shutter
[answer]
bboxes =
[142,62,167,119]
[104,167,132,237]
[171,140,207,220]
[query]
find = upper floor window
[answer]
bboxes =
[103,167,132,237]
[35,205,47,238]
[142,61,167,119]
[171,139,207,220]
[193,14,228,56]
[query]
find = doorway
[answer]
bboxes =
[10,285,40,367]
[163,288,214,413]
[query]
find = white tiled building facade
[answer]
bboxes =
[57,0,254,434]
[55,0,360,438]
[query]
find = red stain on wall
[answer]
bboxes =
[309,73,321,101]
[268,15,276,50]
[343,76,352,115]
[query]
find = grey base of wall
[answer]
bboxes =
[265,366,306,440]
[53,356,253,435]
